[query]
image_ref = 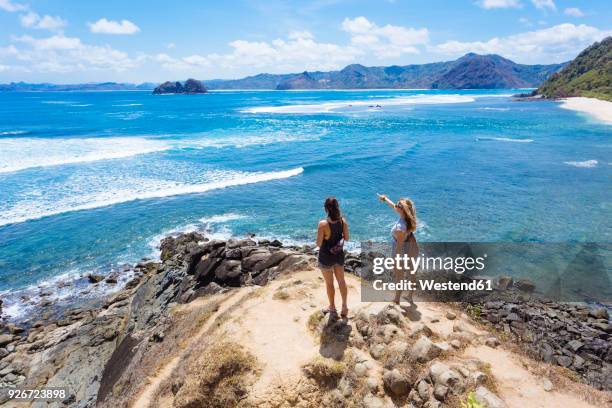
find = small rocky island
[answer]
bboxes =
[152,78,207,94]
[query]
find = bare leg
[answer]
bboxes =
[393,268,404,304]
[333,265,348,316]
[321,267,336,311]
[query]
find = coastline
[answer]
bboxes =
[559,97,612,125]
[0,231,609,406]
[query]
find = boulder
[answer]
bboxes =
[474,386,507,408]
[589,307,609,320]
[88,274,104,284]
[417,379,431,400]
[433,384,448,401]
[408,323,433,338]
[194,256,222,284]
[496,276,513,290]
[0,335,13,347]
[214,260,242,282]
[515,278,535,292]
[241,249,272,272]
[382,368,411,396]
[411,336,442,363]
[429,362,464,394]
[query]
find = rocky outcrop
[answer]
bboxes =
[0,232,318,406]
[152,78,207,94]
[0,231,609,407]
[473,293,611,390]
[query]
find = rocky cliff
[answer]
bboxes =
[0,233,609,407]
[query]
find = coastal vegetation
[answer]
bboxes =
[536,37,612,101]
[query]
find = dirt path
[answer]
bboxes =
[223,269,364,399]
[464,345,599,408]
[130,289,252,408]
[130,268,608,408]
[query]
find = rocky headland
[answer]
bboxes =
[0,232,609,407]
[152,79,207,94]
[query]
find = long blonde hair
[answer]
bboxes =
[397,198,417,232]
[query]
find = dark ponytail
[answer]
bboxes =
[324,197,341,221]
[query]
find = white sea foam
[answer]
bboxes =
[200,213,247,224]
[0,132,318,174]
[0,137,171,174]
[112,103,143,107]
[0,266,136,319]
[0,130,28,136]
[564,159,598,168]
[41,100,72,105]
[477,137,533,143]
[243,94,476,114]
[70,104,92,107]
[107,111,146,120]
[176,132,320,149]
[478,107,510,111]
[0,167,303,226]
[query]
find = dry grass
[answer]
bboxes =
[307,310,324,333]
[99,299,221,408]
[302,356,346,388]
[272,288,290,300]
[476,361,499,394]
[173,341,259,408]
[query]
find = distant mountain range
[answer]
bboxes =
[0,81,156,92]
[206,53,566,90]
[0,53,567,92]
[536,37,611,101]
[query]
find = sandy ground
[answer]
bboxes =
[464,346,598,408]
[560,97,612,124]
[130,268,607,408]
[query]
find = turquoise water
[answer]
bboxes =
[0,89,610,309]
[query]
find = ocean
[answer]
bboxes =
[0,89,610,317]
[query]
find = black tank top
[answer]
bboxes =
[318,218,345,267]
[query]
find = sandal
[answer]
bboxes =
[340,307,349,319]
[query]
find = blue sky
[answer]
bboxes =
[0,0,610,83]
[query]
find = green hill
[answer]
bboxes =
[537,37,612,101]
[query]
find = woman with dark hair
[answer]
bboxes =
[316,197,350,318]
[378,194,419,305]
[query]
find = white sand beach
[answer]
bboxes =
[560,97,612,125]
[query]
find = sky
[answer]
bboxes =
[0,0,610,83]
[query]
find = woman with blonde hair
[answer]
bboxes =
[377,194,419,305]
[317,197,350,319]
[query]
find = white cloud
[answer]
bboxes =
[531,0,555,10]
[0,0,26,12]
[432,23,612,63]
[155,53,209,71]
[341,16,428,57]
[564,7,584,17]
[476,0,522,9]
[88,18,140,35]
[20,12,67,31]
[166,42,176,49]
[8,34,140,73]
